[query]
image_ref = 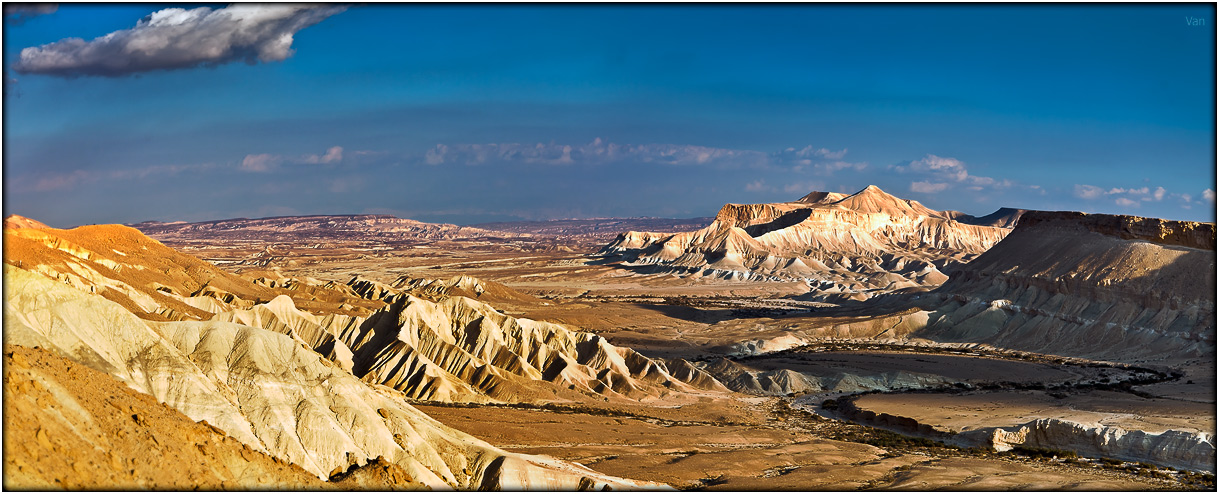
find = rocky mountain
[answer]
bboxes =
[915,211,1215,364]
[596,185,1015,298]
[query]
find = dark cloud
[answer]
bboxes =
[13,4,344,77]
[4,3,57,25]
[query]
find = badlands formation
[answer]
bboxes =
[4,185,1215,490]
[597,185,1020,298]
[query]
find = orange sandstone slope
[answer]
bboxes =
[3,215,382,321]
[597,185,1021,298]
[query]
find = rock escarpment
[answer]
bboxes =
[596,185,1014,299]
[973,419,1214,473]
[915,211,1216,363]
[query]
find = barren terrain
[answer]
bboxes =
[4,188,1214,490]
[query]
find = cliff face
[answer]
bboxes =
[916,211,1216,363]
[597,186,1015,298]
[1016,211,1215,250]
[978,419,1215,473]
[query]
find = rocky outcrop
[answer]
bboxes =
[916,211,1216,363]
[596,185,1014,299]
[213,289,726,404]
[970,418,1215,473]
[5,266,665,490]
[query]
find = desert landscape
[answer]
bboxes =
[4,3,1214,491]
[4,183,1215,490]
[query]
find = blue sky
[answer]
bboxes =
[4,3,1215,227]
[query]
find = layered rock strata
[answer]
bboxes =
[596,186,1014,299]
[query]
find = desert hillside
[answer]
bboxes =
[2,217,671,490]
[915,210,1215,364]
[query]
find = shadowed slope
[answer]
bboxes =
[916,211,1216,363]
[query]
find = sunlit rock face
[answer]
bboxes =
[215,275,728,404]
[4,266,668,489]
[597,185,1018,299]
[916,210,1216,363]
[974,418,1215,473]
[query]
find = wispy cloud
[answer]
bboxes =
[743,179,827,196]
[13,4,344,77]
[29,162,219,191]
[1074,184,1106,200]
[891,154,1018,193]
[910,180,950,194]
[419,138,864,173]
[303,146,343,164]
[239,153,281,173]
[1075,183,1203,210]
[239,145,344,172]
[1204,189,1215,203]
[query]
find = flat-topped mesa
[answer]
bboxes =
[712,203,800,229]
[596,185,1016,297]
[130,214,513,242]
[1017,210,1215,250]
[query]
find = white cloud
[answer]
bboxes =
[240,145,345,171]
[910,181,950,194]
[1204,189,1215,203]
[892,154,1019,193]
[1114,197,1139,207]
[1077,183,1176,204]
[14,4,344,77]
[304,146,343,164]
[745,180,768,192]
[240,153,281,173]
[1074,185,1106,199]
[895,154,968,182]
